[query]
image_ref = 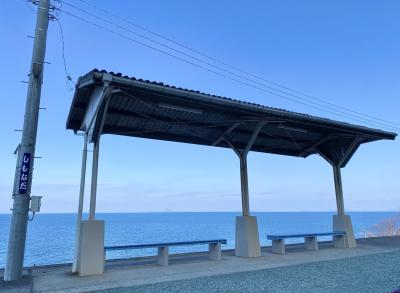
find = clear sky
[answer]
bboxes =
[0,0,399,213]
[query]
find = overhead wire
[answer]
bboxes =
[59,2,400,132]
[52,0,76,91]
[24,0,75,91]
[56,3,400,132]
[55,18,76,91]
[71,0,400,130]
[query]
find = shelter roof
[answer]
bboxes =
[66,69,396,167]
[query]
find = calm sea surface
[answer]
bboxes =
[0,212,397,268]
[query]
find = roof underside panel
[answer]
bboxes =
[66,70,396,167]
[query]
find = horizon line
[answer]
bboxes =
[0,210,399,215]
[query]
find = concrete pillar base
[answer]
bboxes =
[305,236,318,251]
[333,214,356,248]
[77,220,105,276]
[333,234,346,248]
[235,216,261,257]
[157,247,169,266]
[271,239,285,254]
[208,243,222,260]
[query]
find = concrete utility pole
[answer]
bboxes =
[4,0,50,281]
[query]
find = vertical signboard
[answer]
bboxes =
[18,153,31,194]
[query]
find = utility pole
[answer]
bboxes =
[4,0,50,281]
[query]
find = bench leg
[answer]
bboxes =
[305,236,318,251]
[333,235,346,248]
[158,247,169,266]
[208,243,222,261]
[272,239,285,254]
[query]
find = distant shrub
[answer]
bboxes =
[362,214,400,237]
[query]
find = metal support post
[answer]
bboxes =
[72,136,88,273]
[331,164,356,247]
[225,122,266,216]
[89,140,100,220]
[239,155,250,216]
[231,122,266,258]
[87,94,109,221]
[5,0,49,281]
[333,165,345,215]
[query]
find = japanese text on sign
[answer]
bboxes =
[18,153,31,194]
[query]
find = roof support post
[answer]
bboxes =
[319,136,363,216]
[224,121,266,216]
[72,135,88,273]
[333,165,345,216]
[231,122,265,258]
[88,139,100,220]
[75,81,110,275]
[78,120,107,275]
[316,139,357,248]
[331,164,357,248]
[319,148,357,248]
[239,155,250,216]
[80,74,113,143]
[224,138,250,216]
[87,91,110,221]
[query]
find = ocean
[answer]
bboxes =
[0,212,397,268]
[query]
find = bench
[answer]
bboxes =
[267,231,346,254]
[104,239,227,266]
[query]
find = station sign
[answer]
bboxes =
[18,153,31,194]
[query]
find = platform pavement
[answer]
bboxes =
[1,236,399,292]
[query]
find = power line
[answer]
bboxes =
[23,0,75,91]
[55,16,75,91]
[58,9,400,133]
[72,0,400,130]
[60,1,400,132]
[59,2,400,132]
[57,6,400,132]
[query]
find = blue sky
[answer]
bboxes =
[0,0,399,213]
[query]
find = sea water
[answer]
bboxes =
[0,212,397,268]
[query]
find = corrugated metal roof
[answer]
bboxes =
[66,69,396,167]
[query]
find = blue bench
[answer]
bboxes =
[267,231,346,254]
[104,239,227,266]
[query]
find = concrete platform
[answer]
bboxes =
[1,236,399,292]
